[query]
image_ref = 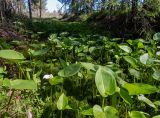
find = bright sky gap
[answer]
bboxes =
[46,0,62,12]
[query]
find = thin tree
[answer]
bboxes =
[39,0,42,18]
[131,0,138,18]
[28,0,32,19]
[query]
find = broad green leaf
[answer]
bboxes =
[118,45,132,53]
[0,67,5,74]
[59,58,67,68]
[80,62,98,72]
[81,108,93,116]
[31,48,48,56]
[89,47,96,53]
[93,105,105,118]
[2,79,11,88]
[123,56,137,67]
[119,88,133,105]
[104,106,119,118]
[0,50,25,60]
[123,83,158,95]
[49,76,63,85]
[129,68,140,79]
[57,93,70,110]
[140,53,149,65]
[153,32,160,41]
[152,70,160,81]
[153,115,160,118]
[10,80,37,90]
[138,41,144,48]
[93,105,119,118]
[154,101,160,106]
[95,67,117,97]
[138,95,157,109]
[127,40,133,46]
[58,64,81,77]
[130,111,146,118]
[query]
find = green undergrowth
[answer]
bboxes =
[0,20,160,118]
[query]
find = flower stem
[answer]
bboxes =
[60,110,63,118]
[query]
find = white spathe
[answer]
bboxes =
[43,74,53,79]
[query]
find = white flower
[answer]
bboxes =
[27,110,32,118]
[43,74,53,79]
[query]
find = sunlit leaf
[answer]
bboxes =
[154,101,160,106]
[123,56,137,67]
[57,93,71,110]
[10,80,37,90]
[95,67,117,97]
[123,83,158,95]
[129,68,140,79]
[0,50,25,60]
[80,62,98,72]
[130,111,146,118]
[118,45,132,53]
[140,53,149,65]
[152,70,160,81]
[138,41,144,48]
[93,105,105,118]
[81,108,93,116]
[49,76,63,85]
[2,79,11,88]
[153,32,160,41]
[138,95,157,109]
[153,115,160,118]
[93,105,119,118]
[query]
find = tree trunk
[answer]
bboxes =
[131,0,138,17]
[28,0,32,19]
[39,0,42,18]
[101,0,106,10]
[0,0,6,23]
[71,0,76,14]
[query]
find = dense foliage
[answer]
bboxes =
[0,19,160,117]
[1,0,160,118]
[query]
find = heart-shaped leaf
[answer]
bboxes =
[93,105,119,118]
[140,53,149,65]
[95,67,117,97]
[152,70,160,81]
[119,88,133,105]
[129,68,140,79]
[153,32,160,41]
[57,93,71,110]
[130,111,146,118]
[58,64,81,77]
[49,76,63,85]
[93,105,105,118]
[104,106,119,118]
[80,62,98,72]
[118,45,132,53]
[123,56,137,67]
